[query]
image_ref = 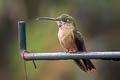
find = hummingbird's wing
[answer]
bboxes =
[72,30,96,71]
[72,30,86,51]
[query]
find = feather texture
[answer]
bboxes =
[73,30,96,71]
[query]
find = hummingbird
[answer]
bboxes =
[36,14,96,72]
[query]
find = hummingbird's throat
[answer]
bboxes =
[56,21,64,27]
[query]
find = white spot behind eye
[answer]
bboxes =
[67,19,69,22]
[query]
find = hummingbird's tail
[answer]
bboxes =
[74,59,96,72]
[74,59,87,72]
[82,59,96,71]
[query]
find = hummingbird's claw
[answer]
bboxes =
[65,51,68,53]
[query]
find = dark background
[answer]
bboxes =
[0,0,120,80]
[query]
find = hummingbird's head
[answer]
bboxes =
[36,14,74,28]
[56,14,74,28]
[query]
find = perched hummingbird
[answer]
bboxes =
[36,14,96,72]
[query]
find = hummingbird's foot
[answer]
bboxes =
[68,50,77,53]
[65,50,77,53]
[68,51,74,53]
[65,51,69,53]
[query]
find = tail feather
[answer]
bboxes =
[82,59,96,71]
[74,59,96,72]
[74,59,88,72]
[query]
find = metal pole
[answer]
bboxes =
[23,52,120,60]
[18,21,28,80]
[18,21,27,52]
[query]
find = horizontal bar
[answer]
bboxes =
[23,52,120,60]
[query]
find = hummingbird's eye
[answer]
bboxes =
[63,18,70,22]
[63,18,67,22]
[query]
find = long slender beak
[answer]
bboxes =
[36,17,61,21]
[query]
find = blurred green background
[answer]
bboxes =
[0,0,120,80]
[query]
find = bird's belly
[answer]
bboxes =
[58,33,78,52]
[63,38,77,51]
